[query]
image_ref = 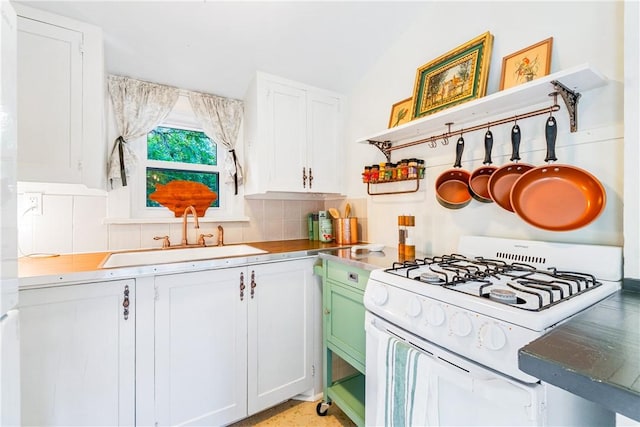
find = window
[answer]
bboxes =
[128,95,237,219]
[145,126,219,208]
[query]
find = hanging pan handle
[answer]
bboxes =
[483,130,494,165]
[544,116,558,162]
[510,124,521,162]
[453,136,465,168]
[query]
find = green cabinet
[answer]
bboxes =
[318,259,368,427]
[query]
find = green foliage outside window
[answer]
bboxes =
[148,126,216,165]
[146,126,219,209]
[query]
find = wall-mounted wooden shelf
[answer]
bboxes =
[357,64,607,161]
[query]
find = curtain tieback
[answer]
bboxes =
[116,136,127,187]
[229,149,239,195]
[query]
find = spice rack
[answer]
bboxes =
[363,159,425,195]
[357,64,607,163]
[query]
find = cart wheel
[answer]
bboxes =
[316,401,331,416]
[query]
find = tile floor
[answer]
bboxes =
[229,399,356,426]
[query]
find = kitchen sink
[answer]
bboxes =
[100,244,268,268]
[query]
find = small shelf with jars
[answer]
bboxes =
[363,158,425,196]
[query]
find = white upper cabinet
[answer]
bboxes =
[15,5,105,189]
[244,72,345,197]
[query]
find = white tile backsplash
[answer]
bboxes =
[72,196,108,253]
[17,183,365,254]
[108,224,141,251]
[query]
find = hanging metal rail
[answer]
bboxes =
[369,92,565,163]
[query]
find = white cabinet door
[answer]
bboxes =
[14,4,105,189]
[307,92,343,194]
[266,81,307,192]
[17,16,83,183]
[247,258,315,415]
[154,268,247,426]
[19,280,135,427]
[244,72,345,196]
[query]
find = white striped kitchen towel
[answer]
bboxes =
[378,335,436,426]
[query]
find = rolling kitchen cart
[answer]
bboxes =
[316,258,368,427]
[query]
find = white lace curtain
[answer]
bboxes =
[189,92,244,194]
[107,75,179,188]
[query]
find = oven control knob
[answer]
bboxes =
[371,285,389,306]
[450,312,472,337]
[426,304,445,326]
[406,297,422,318]
[479,323,506,351]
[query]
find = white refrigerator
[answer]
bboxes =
[0,1,20,426]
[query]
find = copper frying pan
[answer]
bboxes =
[510,116,606,231]
[468,130,497,203]
[487,124,534,212]
[435,137,472,209]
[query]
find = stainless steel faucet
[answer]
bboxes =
[181,206,200,246]
[217,225,224,246]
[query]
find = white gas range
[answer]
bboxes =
[364,236,621,426]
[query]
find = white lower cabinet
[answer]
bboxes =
[154,257,316,426]
[154,267,248,426]
[18,257,317,427]
[19,279,135,426]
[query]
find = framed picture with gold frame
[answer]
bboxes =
[412,32,493,119]
[388,97,413,128]
[499,37,553,90]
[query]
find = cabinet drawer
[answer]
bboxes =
[326,261,369,292]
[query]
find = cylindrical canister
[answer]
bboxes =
[319,218,333,242]
[334,218,358,244]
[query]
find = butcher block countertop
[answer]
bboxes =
[18,239,347,287]
[519,279,640,422]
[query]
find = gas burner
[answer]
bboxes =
[489,289,518,304]
[419,272,444,284]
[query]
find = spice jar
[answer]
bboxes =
[408,158,418,179]
[399,159,409,180]
[362,165,371,183]
[417,159,425,179]
[385,163,393,181]
[404,237,416,261]
[390,163,398,181]
[370,164,379,183]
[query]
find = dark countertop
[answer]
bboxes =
[519,279,640,421]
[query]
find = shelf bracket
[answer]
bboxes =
[551,80,582,132]
[368,140,392,162]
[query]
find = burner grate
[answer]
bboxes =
[384,253,602,311]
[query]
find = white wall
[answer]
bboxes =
[623,0,639,279]
[344,1,626,256]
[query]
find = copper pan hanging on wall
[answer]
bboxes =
[468,129,498,203]
[435,136,472,209]
[487,124,534,212]
[510,116,606,231]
